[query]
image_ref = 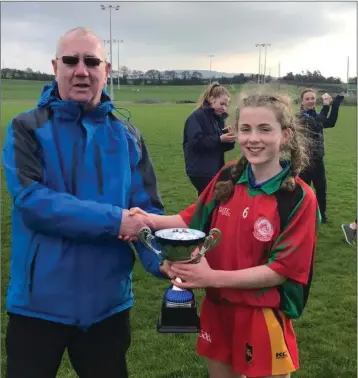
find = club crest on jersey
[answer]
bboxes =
[253,216,274,242]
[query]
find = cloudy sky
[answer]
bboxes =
[1,1,357,80]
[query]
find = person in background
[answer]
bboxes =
[2,26,171,378]
[298,88,345,223]
[183,82,236,196]
[341,218,357,245]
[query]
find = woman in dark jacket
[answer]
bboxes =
[183,82,236,195]
[298,88,345,223]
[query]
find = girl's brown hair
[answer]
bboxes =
[196,82,230,110]
[300,88,316,100]
[214,92,311,202]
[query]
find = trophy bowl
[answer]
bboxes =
[154,228,207,262]
[138,227,221,334]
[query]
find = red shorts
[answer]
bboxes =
[197,297,299,377]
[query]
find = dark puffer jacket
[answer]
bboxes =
[183,105,235,178]
[298,94,344,160]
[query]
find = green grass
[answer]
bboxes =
[1,81,357,378]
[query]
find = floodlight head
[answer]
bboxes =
[100,5,105,10]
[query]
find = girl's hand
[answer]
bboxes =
[169,257,216,289]
[128,207,149,217]
[323,96,332,105]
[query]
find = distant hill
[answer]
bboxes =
[172,70,254,79]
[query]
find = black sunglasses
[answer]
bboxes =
[57,56,105,67]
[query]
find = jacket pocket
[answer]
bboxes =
[28,244,40,293]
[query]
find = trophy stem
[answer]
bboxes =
[172,277,184,291]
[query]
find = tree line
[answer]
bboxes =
[1,66,356,86]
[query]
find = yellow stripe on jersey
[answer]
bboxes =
[262,308,296,375]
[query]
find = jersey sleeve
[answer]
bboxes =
[267,187,320,284]
[179,203,197,226]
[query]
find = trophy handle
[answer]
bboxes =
[138,227,163,260]
[191,228,221,263]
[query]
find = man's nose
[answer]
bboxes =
[74,60,89,76]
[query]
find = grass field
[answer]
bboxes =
[1,80,357,377]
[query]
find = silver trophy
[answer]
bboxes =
[138,227,221,333]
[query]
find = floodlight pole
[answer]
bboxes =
[346,56,349,95]
[255,44,263,84]
[114,39,124,89]
[101,4,120,101]
[263,43,271,84]
[102,40,108,91]
[208,55,214,84]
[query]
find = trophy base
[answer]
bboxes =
[156,301,201,334]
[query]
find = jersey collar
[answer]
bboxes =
[237,161,291,195]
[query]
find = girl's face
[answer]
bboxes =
[209,94,229,115]
[301,91,316,110]
[238,107,290,167]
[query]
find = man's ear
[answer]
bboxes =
[105,62,111,81]
[51,59,57,75]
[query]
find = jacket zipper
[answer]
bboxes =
[71,142,78,195]
[94,143,104,195]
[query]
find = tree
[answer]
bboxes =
[119,66,130,78]
[180,71,191,80]
[191,71,203,81]
[283,72,295,81]
[145,69,157,81]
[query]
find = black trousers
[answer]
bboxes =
[189,176,213,196]
[5,310,131,378]
[299,159,327,217]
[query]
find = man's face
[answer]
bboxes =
[52,32,110,108]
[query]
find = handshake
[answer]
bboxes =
[118,207,152,242]
[119,207,174,278]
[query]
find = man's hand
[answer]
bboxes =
[118,209,154,241]
[220,132,236,143]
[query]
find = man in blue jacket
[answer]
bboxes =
[2,27,170,378]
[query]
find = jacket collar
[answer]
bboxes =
[37,80,114,121]
[202,101,228,120]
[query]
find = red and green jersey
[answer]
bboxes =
[180,161,320,319]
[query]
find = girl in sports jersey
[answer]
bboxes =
[128,92,320,378]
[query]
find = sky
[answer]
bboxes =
[1,1,357,80]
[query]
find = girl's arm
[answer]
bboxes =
[319,104,330,118]
[213,265,285,289]
[128,207,188,230]
[148,214,188,230]
[322,95,344,129]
